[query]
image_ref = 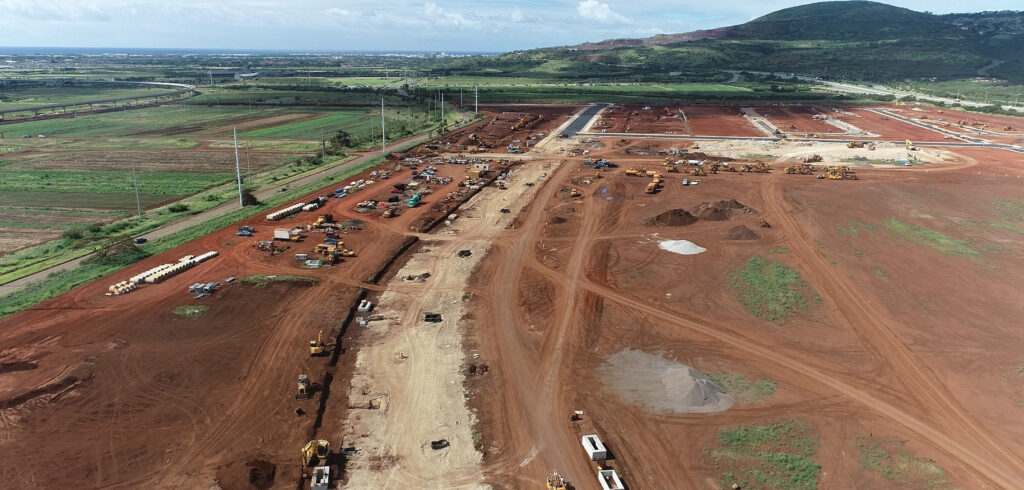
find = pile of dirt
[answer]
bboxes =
[599,349,733,414]
[644,209,698,226]
[548,216,568,224]
[725,225,760,240]
[691,199,756,221]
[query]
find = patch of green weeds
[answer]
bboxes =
[705,372,777,403]
[711,419,820,490]
[856,437,952,488]
[883,218,979,257]
[729,256,819,322]
[172,305,209,318]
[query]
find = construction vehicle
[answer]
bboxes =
[624,168,643,176]
[570,188,582,198]
[313,214,334,228]
[339,248,356,257]
[645,181,658,194]
[255,240,277,252]
[274,229,301,242]
[690,166,707,176]
[784,163,816,175]
[906,139,918,151]
[309,330,326,356]
[645,170,658,177]
[802,154,823,163]
[296,375,311,399]
[741,162,770,173]
[547,472,569,489]
[496,180,507,189]
[382,208,397,218]
[822,165,858,180]
[302,439,330,467]
[846,141,865,148]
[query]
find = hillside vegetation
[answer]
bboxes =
[444,1,1024,83]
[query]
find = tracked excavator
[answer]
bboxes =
[302,439,330,467]
[310,330,326,356]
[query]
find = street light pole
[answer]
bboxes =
[132,163,142,218]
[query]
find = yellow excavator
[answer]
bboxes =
[310,330,326,356]
[302,439,330,467]
[569,188,582,198]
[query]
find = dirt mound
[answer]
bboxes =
[548,216,568,224]
[691,199,756,221]
[725,225,760,240]
[599,349,733,414]
[644,209,698,226]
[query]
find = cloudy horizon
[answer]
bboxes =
[0,0,1020,52]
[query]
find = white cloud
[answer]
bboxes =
[510,7,523,23]
[423,2,478,28]
[577,0,631,24]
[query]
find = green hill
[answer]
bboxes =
[447,1,1024,83]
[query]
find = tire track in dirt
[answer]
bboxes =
[759,176,1024,486]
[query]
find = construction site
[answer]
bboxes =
[2,101,1024,490]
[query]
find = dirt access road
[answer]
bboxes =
[458,125,1024,488]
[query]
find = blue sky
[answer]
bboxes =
[0,0,1019,52]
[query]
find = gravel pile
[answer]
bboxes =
[599,349,733,414]
[658,240,706,255]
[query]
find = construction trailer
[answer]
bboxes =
[597,469,625,490]
[582,434,608,460]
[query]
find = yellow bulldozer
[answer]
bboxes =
[310,330,326,356]
[624,168,642,176]
[570,188,582,198]
[906,139,918,151]
[690,166,707,176]
[302,439,330,467]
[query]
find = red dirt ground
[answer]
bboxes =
[757,105,845,135]
[0,151,498,488]
[460,136,1024,489]
[5,105,1024,490]
[835,109,951,141]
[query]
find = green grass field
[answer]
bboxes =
[0,86,177,110]
[0,168,233,195]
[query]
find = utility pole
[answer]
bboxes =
[246,142,252,181]
[474,85,478,115]
[320,126,325,158]
[440,92,444,133]
[381,97,386,153]
[131,163,142,218]
[233,128,244,207]
[460,87,463,108]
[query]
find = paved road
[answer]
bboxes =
[0,133,431,297]
[561,103,609,136]
[724,70,1023,113]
